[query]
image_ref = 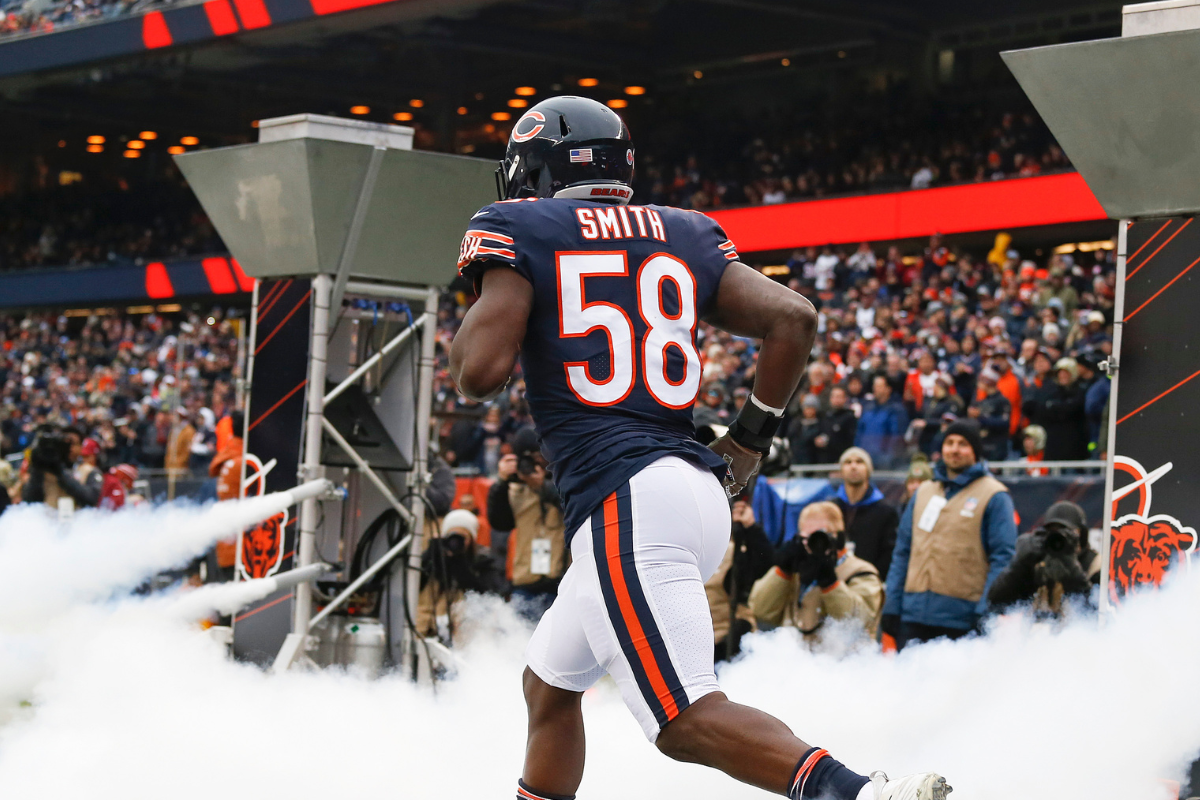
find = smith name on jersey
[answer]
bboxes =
[458,197,740,540]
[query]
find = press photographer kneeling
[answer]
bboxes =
[417,509,507,644]
[22,426,100,512]
[987,501,1099,615]
[749,501,884,642]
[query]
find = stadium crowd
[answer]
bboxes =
[0,0,178,38]
[0,307,242,505]
[0,177,221,271]
[632,106,1069,210]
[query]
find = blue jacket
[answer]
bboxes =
[855,397,908,468]
[883,460,1017,630]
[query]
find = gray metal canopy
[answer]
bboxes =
[1003,22,1200,220]
[174,114,497,287]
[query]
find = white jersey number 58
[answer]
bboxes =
[556,251,701,408]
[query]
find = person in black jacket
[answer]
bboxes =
[1023,358,1089,461]
[814,384,857,462]
[829,447,900,580]
[911,375,963,456]
[969,368,1012,462]
[707,499,775,662]
[988,501,1098,615]
[787,394,824,464]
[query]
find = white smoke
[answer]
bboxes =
[0,499,1198,800]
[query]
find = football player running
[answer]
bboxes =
[450,96,950,800]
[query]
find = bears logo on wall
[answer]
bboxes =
[1109,456,1196,605]
[236,453,289,581]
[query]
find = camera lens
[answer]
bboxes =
[807,530,833,558]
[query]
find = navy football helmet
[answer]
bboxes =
[497,96,635,204]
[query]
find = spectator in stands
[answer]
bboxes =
[856,375,907,469]
[881,420,1017,649]
[707,499,775,661]
[693,381,730,428]
[1035,267,1079,318]
[788,395,824,465]
[814,384,857,463]
[910,375,963,456]
[983,347,1022,441]
[1020,425,1048,476]
[486,427,566,619]
[1023,357,1089,461]
[826,447,899,580]
[749,501,883,642]
[969,368,1011,462]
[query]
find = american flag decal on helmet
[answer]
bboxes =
[569,148,593,163]
[457,228,516,271]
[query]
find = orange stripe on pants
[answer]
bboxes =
[602,492,680,721]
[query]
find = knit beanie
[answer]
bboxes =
[943,419,983,460]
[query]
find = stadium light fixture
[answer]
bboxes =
[693,70,703,79]
[457,106,469,115]
[515,86,536,96]
[491,111,512,121]
[87,135,105,145]
[781,58,790,66]
[393,112,414,122]
[350,105,370,115]
[409,99,424,108]
[139,131,158,140]
[577,78,598,87]
[607,99,628,109]
[624,86,645,95]
[508,98,528,108]
[180,136,200,146]
[123,150,141,159]
[167,146,186,155]
[86,145,103,153]
[127,140,145,150]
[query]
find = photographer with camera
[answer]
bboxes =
[486,426,567,619]
[748,501,883,642]
[988,501,1099,614]
[706,499,775,661]
[21,426,100,511]
[417,509,508,644]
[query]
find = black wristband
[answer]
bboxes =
[728,396,784,454]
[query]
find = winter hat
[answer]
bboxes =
[441,509,480,540]
[1022,424,1047,452]
[1044,501,1087,537]
[943,419,983,460]
[838,446,874,475]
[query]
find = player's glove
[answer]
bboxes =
[709,434,762,498]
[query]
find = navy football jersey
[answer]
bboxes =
[458,197,737,540]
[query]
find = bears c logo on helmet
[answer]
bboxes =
[512,111,546,143]
[1109,456,1197,605]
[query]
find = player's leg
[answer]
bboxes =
[520,668,584,798]
[584,458,948,800]
[520,530,607,800]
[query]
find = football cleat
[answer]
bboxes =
[867,770,952,800]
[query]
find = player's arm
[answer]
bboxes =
[705,261,816,408]
[449,265,533,402]
[703,262,817,495]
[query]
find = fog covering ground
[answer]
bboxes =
[0,498,1195,799]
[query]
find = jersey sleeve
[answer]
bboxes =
[457,204,529,292]
[688,211,739,310]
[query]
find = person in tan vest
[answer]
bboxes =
[486,427,567,620]
[749,501,884,643]
[881,420,1017,650]
[705,499,775,661]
